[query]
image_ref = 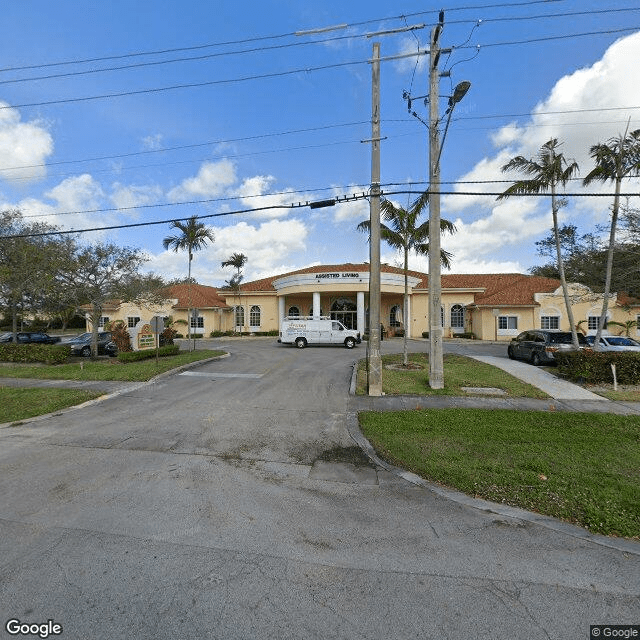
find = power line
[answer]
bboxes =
[2,8,636,86]
[3,25,640,111]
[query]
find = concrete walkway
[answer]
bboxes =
[470,355,607,400]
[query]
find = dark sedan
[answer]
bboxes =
[67,331,113,356]
[507,330,587,366]
[0,331,61,344]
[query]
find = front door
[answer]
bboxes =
[331,298,357,330]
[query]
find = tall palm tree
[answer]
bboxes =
[221,253,248,333]
[162,216,215,348]
[498,139,581,349]
[583,128,640,350]
[358,191,456,366]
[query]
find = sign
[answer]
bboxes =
[137,324,155,350]
[150,315,164,334]
[315,272,360,280]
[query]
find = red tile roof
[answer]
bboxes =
[161,284,230,310]
[239,263,562,306]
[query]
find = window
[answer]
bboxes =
[98,316,109,328]
[450,304,464,328]
[249,305,261,328]
[308,307,324,317]
[287,306,300,318]
[498,316,518,330]
[127,316,140,328]
[190,316,204,329]
[541,316,559,330]
[588,316,607,331]
[389,305,402,327]
[234,306,244,328]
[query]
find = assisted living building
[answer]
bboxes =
[90,263,640,342]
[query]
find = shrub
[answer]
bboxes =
[116,345,180,362]
[422,331,429,339]
[107,320,132,353]
[453,332,475,340]
[0,343,71,365]
[160,327,177,345]
[555,350,640,384]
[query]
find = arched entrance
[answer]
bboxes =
[331,298,357,330]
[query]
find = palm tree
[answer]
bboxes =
[221,253,248,333]
[358,191,456,366]
[162,216,215,349]
[583,128,640,350]
[499,139,581,349]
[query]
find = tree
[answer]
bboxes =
[583,128,640,350]
[0,210,71,340]
[162,216,215,348]
[357,191,456,366]
[499,138,581,349]
[221,253,248,333]
[60,243,161,357]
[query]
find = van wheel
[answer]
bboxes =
[295,337,307,349]
[344,337,356,349]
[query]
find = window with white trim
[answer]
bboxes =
[190,316,204,329]
[98,316,109,328]
[498,316,518,330]
[234,306,244,328]
[389,305,402,327]
[127,316,140,328]
[450,304,464,329]
[249,305,261,328]
[541,316,559,330]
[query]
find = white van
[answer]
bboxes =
[279,316,361,349]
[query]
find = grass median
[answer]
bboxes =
[0,350,226,423]
[0,387,103,424]
[359,408,640,538]
[0,349,226,382]
[356,352,548,398]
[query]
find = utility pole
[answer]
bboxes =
[368,41,382,396]
[428,18,444,389]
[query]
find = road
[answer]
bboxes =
[1,338,638,639]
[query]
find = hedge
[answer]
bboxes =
[555,350,640,384]
[0,343,71,365]
[116,345,181,362]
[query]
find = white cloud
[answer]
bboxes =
[233,175,296,219]
[149,218,309,285]
[439,31,640,273]
[110,183,163,211]
[0,103,53,183]
[167,159,237,201]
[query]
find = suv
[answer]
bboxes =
[67,331,113,357]
[507,330,587,366]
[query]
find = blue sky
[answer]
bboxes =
[1,0,639,285]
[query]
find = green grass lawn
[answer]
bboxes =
[0,350,226,382]
[357,353,549,398]
[0,387,103,423]
[359,408,640,538]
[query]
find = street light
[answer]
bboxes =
[428,18,471,389]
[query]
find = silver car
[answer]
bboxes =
[584,335,640,352]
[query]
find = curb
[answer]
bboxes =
[345,410,640,555]
[0,353,230,430]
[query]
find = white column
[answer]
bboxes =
[278,297,285,329]
[313,291,321,318]
[357,291,365,333]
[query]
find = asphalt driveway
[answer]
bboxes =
[1,338,638,639]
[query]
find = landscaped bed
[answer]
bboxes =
[359,407,640,539]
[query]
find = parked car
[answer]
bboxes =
[584,335,640,352]
[0,331,61,344]
[104,341,118,357]
[507,330,588,366]
[67,331,113,356]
